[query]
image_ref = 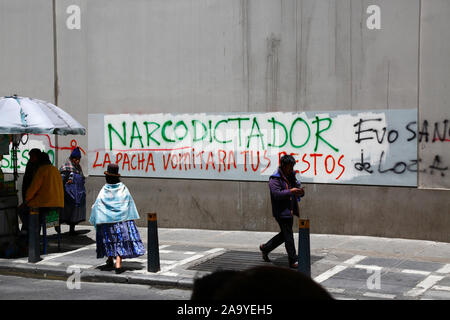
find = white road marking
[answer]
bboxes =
[68,264,92,269]
[159,248,225,273]
[344,255,368,265]
[12,259,29,264]
[160,254,205,272]
[326,288,345,294]
[125,258,147,263]
[161,260,177,264]
[183,251,196,255]
[405,275,445,297]
[124,258,176,265]
[160,272,179,277]
[314,265,347,284]
[432,285,450,292]
[36,244,96,263]
[354,264,383,271]
[160,250,173,254]
[401,269,431,276]
[38,261,62,267]
[436,264,450,274]
[204,248,225,254]
[363,292,396,299]
[314,255,366,283]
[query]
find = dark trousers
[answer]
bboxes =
[262,217,297,263]
[18,205,30,231]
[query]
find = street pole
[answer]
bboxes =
[28,208,41,263]
[298,218,311,277]
[147,213,160,272]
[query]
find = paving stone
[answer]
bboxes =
[421,290,450,300]
[435,277,450,287]
[164,245,211,252]
[321,277,368,291]
[332,267,375,281]
[357,257,403,269]
[378,272,425,295]
[396,260,445,272]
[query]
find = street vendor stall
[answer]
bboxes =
[0,95,85,258]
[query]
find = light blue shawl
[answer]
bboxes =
[89,182,140,227]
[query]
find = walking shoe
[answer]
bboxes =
[106,258,114,267]
[115,267,125,274]
[259,244,271,262]
[289,262,299,269]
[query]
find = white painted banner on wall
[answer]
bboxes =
[88,109,417,186]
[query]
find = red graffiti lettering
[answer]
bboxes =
[146,153,155,172]
[206,151,215,170]
[218,149,227,173]
[251,150,260,172]
[93,152,102,168]
[325,155,335,174]
[336,155,345,180]
[261,150,271,174]
[301,154,310,174]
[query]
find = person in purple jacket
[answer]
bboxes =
[260,154,305,268]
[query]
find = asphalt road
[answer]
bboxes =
[0,274,192,300]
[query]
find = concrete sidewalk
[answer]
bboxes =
[1,225,450,300]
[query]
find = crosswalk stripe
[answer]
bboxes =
[314,255,366,283]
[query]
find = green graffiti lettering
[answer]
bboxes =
[214,119,232,144]
[161,120,176,143]
[21,149,30,166]
[174,120,188,141]
[1,156,9,169]
[143,121,161,146]
[268,117,288,148]
[108,122,127,151]
[47,150,55,165]
[9,154,14,169]
[208,120,213,143]
[192,120,208,142]
[312,116,339,152]
[228,117,250,147]
[130,121,144,148]
[247,117,265,149]
[290,117,310,149]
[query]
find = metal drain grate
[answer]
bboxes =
[188,250,321,272]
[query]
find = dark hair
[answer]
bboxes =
[191,266,333,301]
[38,152,51,165]
[191,270,239,300]
[105,175,120,184]
[280,154,296,167]
[29,148,41,157]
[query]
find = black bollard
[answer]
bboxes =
[147,213,160,272]
[298,218,311,277]
[28,208,41,263]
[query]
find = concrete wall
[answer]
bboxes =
[1,0,449,242]
[419,0,450,190]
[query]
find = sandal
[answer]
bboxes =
[115,267,125,274]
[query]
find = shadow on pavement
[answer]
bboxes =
[189,250,323,272]
[0,231,96,259]
[95,261,145,273]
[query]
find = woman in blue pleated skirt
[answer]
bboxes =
[90,164,145,274]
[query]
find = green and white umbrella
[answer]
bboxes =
[0,95,85,135]
[0,95,85,180]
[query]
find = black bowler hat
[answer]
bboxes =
[104,163,121,177]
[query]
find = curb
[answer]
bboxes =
[0,262,195,289]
